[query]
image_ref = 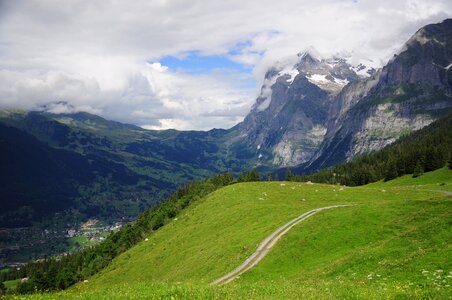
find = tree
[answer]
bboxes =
[237,172,245,182]
[412,161,424,178]
[285,168,294,181]
[384,161,398,181]
[266,172,273,181]
[0,281,6,295]
[211,172,233,186]
[246,169,260,182]
[424,147,446,171]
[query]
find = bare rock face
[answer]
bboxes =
[306,19,452,171]
[229,19,451,171]
[232,50,366,167]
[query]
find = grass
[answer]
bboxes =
[8,168,452,299]
[67,236,102,253]
[368,166,452,191]
[2,280,19,291]
[69,236,91,247]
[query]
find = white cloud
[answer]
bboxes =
[0,0,450,130]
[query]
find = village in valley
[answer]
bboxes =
[0,219,125,270]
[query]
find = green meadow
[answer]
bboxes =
[10,168,452,299]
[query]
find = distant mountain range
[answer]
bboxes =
[0,19,451,262]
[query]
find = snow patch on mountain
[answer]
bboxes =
[282,67,300,83]
[307,74,328,83]
[350,63,374,77]
[334,78,349,86]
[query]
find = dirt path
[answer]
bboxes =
[425,189,452,195]
[211,204,352,285]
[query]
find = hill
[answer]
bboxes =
[14,167,451,299]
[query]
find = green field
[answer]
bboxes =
[11,168,452,299]
[2,280,19,292]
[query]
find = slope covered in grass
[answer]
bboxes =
[368,166,452,192]
[17,168,452,299]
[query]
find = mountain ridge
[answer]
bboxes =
[306,18,452,170]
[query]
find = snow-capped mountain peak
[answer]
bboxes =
[253,51,372,112]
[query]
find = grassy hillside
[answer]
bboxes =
[17,168,452,299]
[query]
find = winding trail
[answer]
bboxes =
[425,189,452,196]
[211,204,353,285]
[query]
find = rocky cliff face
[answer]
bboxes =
[232,19,452,171]
[306,19,452,171]
[233,51,368,167]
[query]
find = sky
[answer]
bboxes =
[0,0,451,130]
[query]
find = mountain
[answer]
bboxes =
[0,110,257,228]
[230,51,370,167]
[0,122,150,227]
[306,19,452,170]
[299,113,452,185]
[233,19,451,171]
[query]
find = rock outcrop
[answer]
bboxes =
[306,18,452,171]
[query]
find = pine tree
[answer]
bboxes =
[246,169,261,182]
[424,147,444,171]
[254,170,261,181]
[267,172,273,181]
[384,161,398,181]
[412,161,424,178]
[237,172,245,182]
[0,281,6,295]
[285,168,294,181]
